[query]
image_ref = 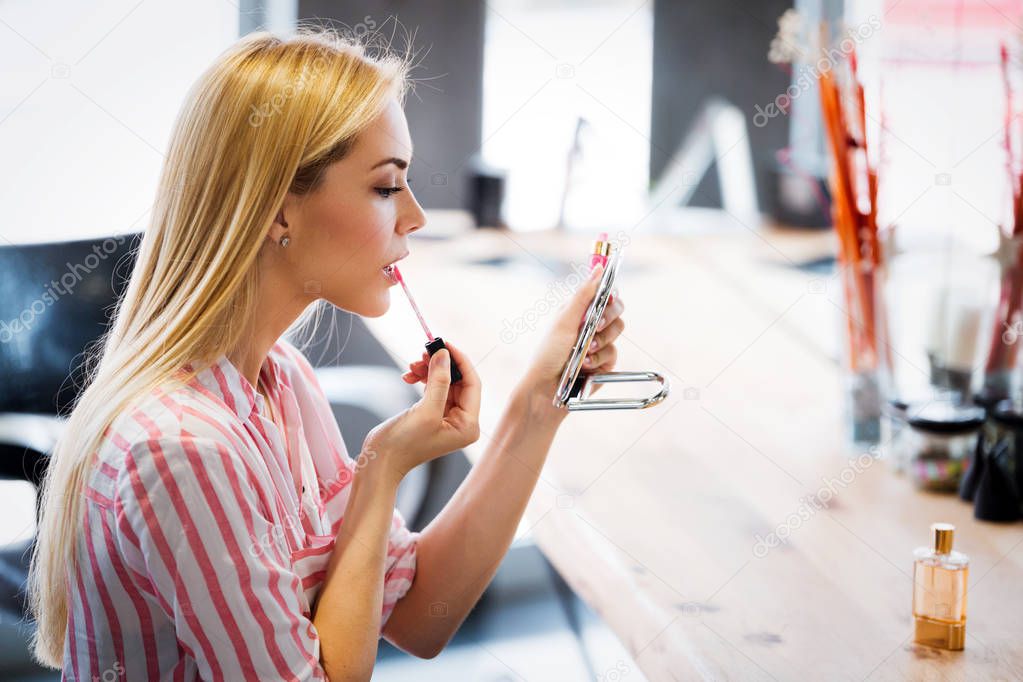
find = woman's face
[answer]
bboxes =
[281,98,426,317]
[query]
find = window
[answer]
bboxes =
[482,0,653,231]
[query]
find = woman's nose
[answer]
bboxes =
[398,192,427,235]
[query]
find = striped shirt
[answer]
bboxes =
[64,339,419,680]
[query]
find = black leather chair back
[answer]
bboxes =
[0,233,141,415]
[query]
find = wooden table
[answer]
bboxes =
[363,217,1023,681]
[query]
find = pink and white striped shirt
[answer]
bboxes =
[64,339,418,680]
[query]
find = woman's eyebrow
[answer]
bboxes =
[370,157,410,171]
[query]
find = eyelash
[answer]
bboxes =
[375,185,407,199]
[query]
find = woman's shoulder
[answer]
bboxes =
[112,373,241,437]
[101,339,314,458]
[93,377,255,488]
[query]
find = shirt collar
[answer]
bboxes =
[181,344,283,422]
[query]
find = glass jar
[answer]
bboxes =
[880,399,909,471]
[904,403,986,493]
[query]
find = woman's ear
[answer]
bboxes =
[267,207,290,244]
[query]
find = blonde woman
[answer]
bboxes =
[28,28,625,681]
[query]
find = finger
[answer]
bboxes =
[407,352,430,373]
[587,318,624,356]
[441,341,481,417]
[583,343,617,370]
[591,318,625,349]
[587,356,618,395]
[589,358,617,385]
[421,349,452,415]
[596,297,625,331]
[592,352,618,372]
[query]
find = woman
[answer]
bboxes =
[28,28,625,680]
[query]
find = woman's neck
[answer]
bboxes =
[228,266,313,388]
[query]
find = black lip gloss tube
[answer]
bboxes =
[425,336,463,383]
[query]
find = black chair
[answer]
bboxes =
[0,233,143,563]
[0,232,140,676]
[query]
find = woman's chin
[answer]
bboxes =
[358,293,391,318]
[322,291,390,318]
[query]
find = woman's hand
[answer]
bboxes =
[399,265,625,425]
[364,344,481,483]
[519,264,626,409]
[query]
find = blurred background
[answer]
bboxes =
[3,0,1022,680]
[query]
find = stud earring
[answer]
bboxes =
[279,236,290,247]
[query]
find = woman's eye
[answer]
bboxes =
[375,186,405,198]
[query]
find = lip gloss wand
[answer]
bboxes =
[387,264,463,383]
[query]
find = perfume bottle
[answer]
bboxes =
[912,523,969,650]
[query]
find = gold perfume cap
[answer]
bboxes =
[932,522,954,554]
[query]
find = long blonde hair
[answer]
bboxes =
[28,26,410,667]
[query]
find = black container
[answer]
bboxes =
[466,156,506,229]
[969,401,1023,522]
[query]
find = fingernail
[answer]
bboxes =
[597,317,606,331]
[589,340,597,351]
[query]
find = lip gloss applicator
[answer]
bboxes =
[385,263,463,383]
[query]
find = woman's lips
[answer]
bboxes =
[381,252,409,285]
